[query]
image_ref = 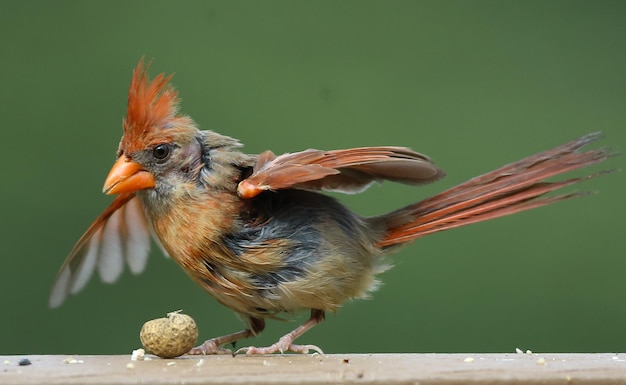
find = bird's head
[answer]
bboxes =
[103,59,249,199]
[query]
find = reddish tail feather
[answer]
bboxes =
[376,132,614,248]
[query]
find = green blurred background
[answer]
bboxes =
[1,1,624,355]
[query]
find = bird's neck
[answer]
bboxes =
[138,186,242,269]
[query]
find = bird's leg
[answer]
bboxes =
[236,309,325,355]
[188,317,265,355]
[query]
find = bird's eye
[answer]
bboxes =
[153,144,171,161]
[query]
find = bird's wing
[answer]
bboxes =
[238,147,445,198]
[49,193,161,308]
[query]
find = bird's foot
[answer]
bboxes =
[235,334,324,355]
[187,338,233,355]
[187,328,256,355]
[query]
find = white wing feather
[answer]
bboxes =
[49,195,158,308]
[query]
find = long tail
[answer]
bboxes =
[375,132,614,249]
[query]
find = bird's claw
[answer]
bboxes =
[187,339,233,355]
[235,340,324,355]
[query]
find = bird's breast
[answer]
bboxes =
[140,188,386,318]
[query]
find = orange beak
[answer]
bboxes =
[103,156,156,195]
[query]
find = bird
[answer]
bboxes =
[49,59,612,355]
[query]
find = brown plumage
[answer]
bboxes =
[50,60,612,354]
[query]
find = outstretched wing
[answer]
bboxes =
[238,147,445,199]
[49,193,161,308]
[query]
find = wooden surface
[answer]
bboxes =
[2,353,626,384]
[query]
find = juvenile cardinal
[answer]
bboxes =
[50,59,611,354]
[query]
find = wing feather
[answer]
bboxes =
[69,226,101,295]
[238,146,445,198]
[99,206,124,283]
[122,197,151,274]
[49,193,154,308]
